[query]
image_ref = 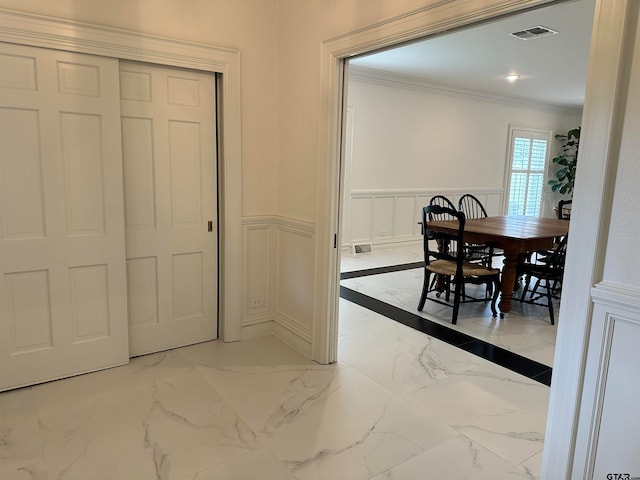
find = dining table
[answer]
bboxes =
[426,215,570,316]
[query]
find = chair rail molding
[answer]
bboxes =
[0,8,243,342]
[345,187,504,247]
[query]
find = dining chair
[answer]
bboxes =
[427,195,456,220]
[458,193,488,219]
[424,195,457,292]
[535,198,571,263]
[417,205,501,325]
[557,198,572,219]
[518,235,568,325]
[457,194,499,268]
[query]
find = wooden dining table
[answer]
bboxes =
[426,215,569,316]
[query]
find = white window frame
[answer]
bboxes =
[504,125,552,217]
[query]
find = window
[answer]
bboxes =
[505,127,550,216]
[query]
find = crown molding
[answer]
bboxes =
[349,65,582,115]
[0,8,238,71]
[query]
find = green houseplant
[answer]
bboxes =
[548,126,580,196]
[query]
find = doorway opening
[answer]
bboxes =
[335,0,594,380]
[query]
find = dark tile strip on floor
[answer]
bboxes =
[339,284,552,386]
[340,262,424,280]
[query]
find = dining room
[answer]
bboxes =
[338,0,591,384]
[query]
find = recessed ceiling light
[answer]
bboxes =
[505,74,520,82]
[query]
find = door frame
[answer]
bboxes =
[0,9,243,342]
[315,0,627,477]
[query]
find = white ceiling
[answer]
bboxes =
[349,0,596,109]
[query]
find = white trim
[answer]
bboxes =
[591,281,640,311]
[349,65,581,115]
[543,0,630,477]
[0,8,243,342]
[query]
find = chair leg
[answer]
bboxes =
[520,274,532,302]
[451,279,462,325]
[490,276,500,318]
[418,270,430,311]
[545,280,555,325]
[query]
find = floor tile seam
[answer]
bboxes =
[334,361,475,443]
[176,448,273,479]
[451,427,542,469]
[339,285,552,386]
[518,447,545,468]
[190,363,275,446]
[334,360,414,406]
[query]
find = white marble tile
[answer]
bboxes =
[403,367,547,466]
[0,388,44,478]
[1,462,49,480]
[340,244,423,272]
[341,266,557,367]
[0,301,551,480]
[36,361,261,480]
[32,348,195,415]
[369,436,537,480]
[339,313,484,394]
[178,335,318,369]
[181,448,297,479]
[338,298,393,337]
[198,363,459,480]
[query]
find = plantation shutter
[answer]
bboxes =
[507,128,549,216]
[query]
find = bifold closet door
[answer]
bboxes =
[0,43,129,391]
[120,61,218,356]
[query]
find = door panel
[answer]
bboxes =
[0,43,129,391]
[120,61,218,356]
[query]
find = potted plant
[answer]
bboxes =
[548,126,580,197]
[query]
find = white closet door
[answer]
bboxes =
[0,43,129,391]
[120,61,218,356]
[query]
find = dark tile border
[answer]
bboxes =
[340,285,552,386]
[340,262,424,280]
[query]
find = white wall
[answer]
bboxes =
[342,73,581,245]
[348,75,581,192]
[0,0,280,217]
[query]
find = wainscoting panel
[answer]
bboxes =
[345,188,504,248]
[372,196,394,241]
[350,196,373,243]
[241,216,315,356]
[242,220,272,337]
[275,219,315,356]
[571,282,640,479]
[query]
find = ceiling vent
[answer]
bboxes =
[510,26,558,40]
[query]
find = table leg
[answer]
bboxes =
[498,252,520,316]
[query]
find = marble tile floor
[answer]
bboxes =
[1,322,547,479]
[340,244,558,369]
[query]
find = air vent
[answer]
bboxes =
[353,243,372,254]
[510,26,558,40]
